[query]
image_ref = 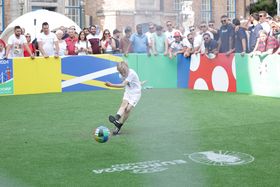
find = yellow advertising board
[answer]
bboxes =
[13,57,61,95]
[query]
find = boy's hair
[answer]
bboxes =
[117,61,129,73]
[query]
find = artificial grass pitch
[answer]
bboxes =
[0,89,280,187]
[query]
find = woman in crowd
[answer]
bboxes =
[100,29,116,54]
[75,31,92,55]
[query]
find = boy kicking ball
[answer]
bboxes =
[105,61,143,135]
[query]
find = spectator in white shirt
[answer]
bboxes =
[37,22,59,58]
[5,26,34,59]
[75,31,92,55]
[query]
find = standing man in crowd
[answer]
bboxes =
[5,26,34,59]
[120,26,133,54]
[248,13,263,52]
[126,24,150,55]
[232,18,248,55]
[87,25,101,54]
[112,29,121,54]
[218,15,234,55]
[37,22,59,58]
[65,28,78,55]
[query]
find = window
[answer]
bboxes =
[227,0,236,19]
[136,0,156,10]
[201,0,212,22]
[174,0,184,11]
[65,0,80,27]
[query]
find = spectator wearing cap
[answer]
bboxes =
[112,29,121,54]
[127,24,150,55]
[252,30,279,55]
[151,25,168,56]
[232,18,248,55]
[248,13,263,52]
[168,31,184,59]
[120,26,133,54]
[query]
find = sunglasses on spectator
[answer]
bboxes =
[190,28,195,32]
[188,37,193,40]
[208,24,214,26]
[149,27,154,30]
[203,37,209,40]
[25,35,31,38]
[200,25,206,28]
[104,32,110,35]
[221,19,227,23]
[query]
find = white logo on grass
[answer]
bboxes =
[188,150,254,166]
[92,159,187,174]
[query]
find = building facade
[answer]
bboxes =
[0,0,251,33]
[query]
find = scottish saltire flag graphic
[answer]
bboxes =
[61,55,123,92]
[0,58,14,95]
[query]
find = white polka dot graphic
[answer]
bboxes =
[194,78,209,90]
[190,54,200,72]
[232,56,236,80]
[212,66,229,92]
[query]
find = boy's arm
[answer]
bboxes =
[105,80,129,88]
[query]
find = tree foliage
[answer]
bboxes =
[250,0,277,16]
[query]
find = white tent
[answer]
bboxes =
[0,9,81,42]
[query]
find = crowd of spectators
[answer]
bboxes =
[0,10,279,59]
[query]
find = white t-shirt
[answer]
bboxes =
[37,32,58,56]
[58,40,67,56]
[261,22,271,35]
[122,69,141,95]
[165,29,180,45]
[182,38,194,49]
[8,34,27,57]
[75,40,91,55]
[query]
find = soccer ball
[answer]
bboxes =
[94,126,110,143]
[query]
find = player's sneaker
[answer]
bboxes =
[112,127,121,135]
[109,115,121,129]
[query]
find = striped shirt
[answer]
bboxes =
[257,36,279,53]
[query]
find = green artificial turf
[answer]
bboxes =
[0,89,279,187]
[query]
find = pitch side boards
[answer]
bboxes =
[0,54,279,98]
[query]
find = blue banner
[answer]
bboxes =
[0,58,13,95]
[61,55,122,92]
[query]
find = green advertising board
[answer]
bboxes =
[236,54,280,97]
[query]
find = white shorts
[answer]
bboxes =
[123,92,141,107]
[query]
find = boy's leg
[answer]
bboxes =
[113,104,133,135]
[109,100,129,131]
[119,103,133,124]
[116,100,129,118]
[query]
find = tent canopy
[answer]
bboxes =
[1,9,81,42]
